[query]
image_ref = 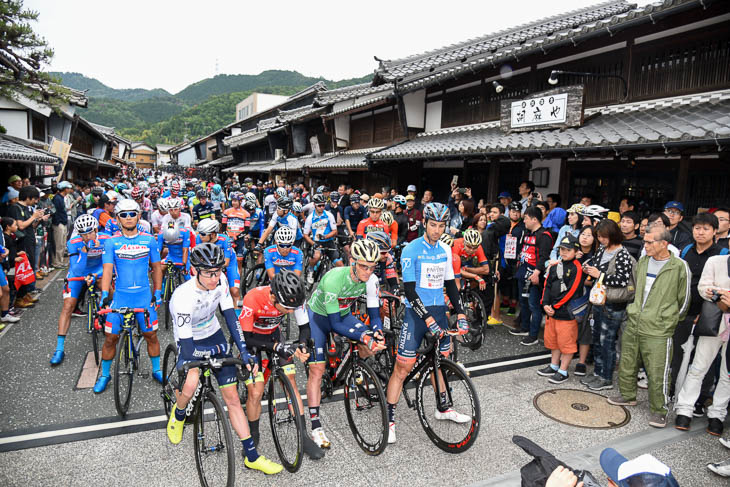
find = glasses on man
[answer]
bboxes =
[198,232,214,237]
[664,209,682,216]
[117,211,139,219]
[465,244,480,252]
[277,244,292,249]
[369,209,382,214]
[199,268,223,278]
[643,238,658,246]
[315,204,325,208]
[356,263,377,273]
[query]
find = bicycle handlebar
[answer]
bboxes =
[416,331,438,355]
[181,356,247,373]
[66,273,100,282]
[97,307,149,315]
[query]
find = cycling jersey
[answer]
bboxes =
[160,213,193,231]
[222,207,250,239]
[308,266,379,317]
[150,210,166,231]
[157,226,191,265]
[192,201,215,222]
[344,205,366,231]
[92,208,112,231]
[356,217,397,246]
[209,192,225,211]
[401,236,455,307]
[68,234,109,278]
[195,234,240,287]
[267,212,303,241]
[375,252,398,287]
[103,231,161,294]
[240,285,285,335]
[304,210,337,242]
[263,245,303,273]
[451,238,488,278]
[247,207,265,236]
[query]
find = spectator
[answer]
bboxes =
[641,213,679,257]
[517,180,535,213]
[474,212,488,232]
[575,225,598,374]
[618,196,637,214]
[0,217,18,324]
[406,184,418,207]
[663,201,692,250]
[510,206,553,346]
[1,175,23,205]
[403,195,422,242]
[449,198,475,237]
[501,202,524,316]
[21,177,30,187]
[620,211,643,260]
[639,216,649,238]
[608,226,690,428]
[600,448,680,486]
[580,193,594,206]
[497,191,512,209]
[421,188,433,210]
[9,186,47,279]
[549,203,583,263]
[542,193,566,234]
[52,181,73,268]
[483,204,509,325]
[2,216,33,309]
[714,207,730,249]
[582,219,634,392]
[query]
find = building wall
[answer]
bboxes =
[177,147,196,166]
[0,109,28,138]
[236,93,288,121]
[530,159,561,198]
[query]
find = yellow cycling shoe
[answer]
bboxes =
[244,455,284,475]
[166,411,185,445]
[487,316,503,326]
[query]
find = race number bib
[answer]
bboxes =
[504,235,517,260]
[419,262,445,289]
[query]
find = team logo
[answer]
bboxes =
[177,313,191,327]
[241,306,253,318]
[324,292,337,304]
[401,257,411,270]
[116,243,150,260]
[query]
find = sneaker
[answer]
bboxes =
[244,455,284,475]
[507,307,516,316]
[674,414,691,431]
[388,422,396,444]
[303,435,325,459]
[71,308,85,317]
[580,374,601,387]
[720,437,730,449]
[520,336,539,346]
[487,316,503,326]
[311,427,331,449]
[693,403,706,418]
[707,459,730,477]
[574,363,587,376]
[637,376,648,389]
[166,412,185,444]
[607,395,637,406]
[1,314,20,323]
[548,372,569,384]
[35,272,45,280]
[537,365,557,377]
[509,328,529,336]
[708,418,724,436]
[588,379,614,391]
[434,408,471,423]
[649,413,667,428]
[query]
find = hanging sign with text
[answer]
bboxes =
[500,85,584,132]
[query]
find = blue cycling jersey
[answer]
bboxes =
[158,228,191,265]
[248,208,265,235]
[304,210,336,242]
[103,231,160,294]
[263,245,303,273]
[194,234,234,261]
[67,234,110,278]
[400,236,455,307]
[268,212,302,240]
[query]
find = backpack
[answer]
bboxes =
[554,262,589,321]
[513,436,601,487]
[681,243,729,258]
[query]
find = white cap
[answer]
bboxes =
[407,185,417,192]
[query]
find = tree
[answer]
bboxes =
[0,0,72,109]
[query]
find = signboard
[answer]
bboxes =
[48,137,72,181]
[500,85,584,133]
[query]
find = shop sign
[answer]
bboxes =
[501,85,584,132]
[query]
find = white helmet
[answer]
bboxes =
[74,214,98,234]
[157,199,169,212]
[275,226,295,245]
[245,192,257,204]
[197,218,220,235]
[166,198,183,210]
[350,239,379,263]
[105,190,120,203]
[116,199,141,214]
[163,225,180,244]
[275,187,287,198]
[292,201,303,213]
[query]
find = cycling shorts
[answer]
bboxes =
[63,278,94,300]
[0,266,8,288]
[232,235,247,259]
[104,292,159,334]
[308,308,369,363]
[397,305,450,363]
[176,329,237,388]
[226,261,240,287]
[248,327,294,369]
[315,239,342,264]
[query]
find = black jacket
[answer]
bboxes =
[482,215,510,260]
[541,259,585,321]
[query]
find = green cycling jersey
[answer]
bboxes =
[308,266,380,317]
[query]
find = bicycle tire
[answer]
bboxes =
[267,368,304,472]
[243,263,266,292]
[415,358,480,453]
[193,391,236,487]
[88,295,100,366]
[163,275,172,330]
[114,330,134,417]
[161,344,178,418]
[343,359,388,455]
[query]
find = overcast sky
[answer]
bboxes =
[25,0,655,94]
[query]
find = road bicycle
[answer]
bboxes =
[162,260,187,330]
[304,243,335,293]
[97,307,150,417]
[68,274,102,365]
[161,345,244,487]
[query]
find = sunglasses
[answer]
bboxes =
[199,268,223,278]
[315,204,325,208]
[465,244,480,251]
[198,232,214,237]
[356,262,378,272]
[277,244,292,249]
[118,211,139,219]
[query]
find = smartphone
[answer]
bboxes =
[451,175,459,186]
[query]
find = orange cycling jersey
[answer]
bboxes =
[222,207,250,239]
[239,285,283,335]
[356,218,397,246]
[452,237,488,278]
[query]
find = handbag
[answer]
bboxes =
[605,249,636,304]
[589,274,606,306]
[14,252,35,289]
[695,299,722,337]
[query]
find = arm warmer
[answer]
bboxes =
[221,307,248,356]
[69,250,89,276]
[386,276,399,291]
[367,307,383,331]
[178,337,220,361]
[404,281,432,322]
[444,279,464,315]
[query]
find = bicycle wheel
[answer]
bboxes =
[343,359,388,455]
[161,344,179,418]
[163,275,172,330]
[88,296,100,366]
[415,358,480,453]
[193,391,236,487]
[267,369,304,472]
[114,330,134,417]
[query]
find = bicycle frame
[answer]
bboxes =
[98,307,149,375]
[400,336,449,410]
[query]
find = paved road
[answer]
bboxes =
[0,270,727,486]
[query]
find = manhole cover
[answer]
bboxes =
[533,389,630,429]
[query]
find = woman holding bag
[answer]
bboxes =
[582,219,636,391]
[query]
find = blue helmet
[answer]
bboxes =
[423,202,450,223]
[187,191,195,198]
[213,184,222,194]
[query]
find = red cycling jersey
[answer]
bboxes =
[239,286,283,335]
[451,238,488,278]
[356,217,397,246]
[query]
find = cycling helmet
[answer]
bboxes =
[292,201,303,213]
[197,218,220,235]
[367,197,385,210]
[243,177,253,184]
[185,191,194,198]
[231,185,241,192]
[162,226,180,244]
[508,201,522,212]
[150,187,160,198]
[463,228,483,247]
[212,184,222,194]
[275,187,287,198]
[190,242,226,269]
[350,239,379,263]
[423,202,450,222]
[244,201,256,212]
[393,195,407,207]
[330,193,340,204]
[316,185,329,194]
[105,190,120,203]
[117,183,128,191]
[350,195,361,203]
[275,226,296,245]
[116,199,141,214]
[171,181,180,193]
[167,198,182,210]
[157,199,169,212]
[245,192,257,204]
[197,190,208,199]
[74,214,98,234]
[277,196,292,211]
[312,193,326,205]
[91,187,104,197]
[131,187,142,200]
[381,211,394,226]
[230,192,242,201]
[270,269,306,308]
[579,204,608,218]
[366,230,391,251]
[439,233,455,247]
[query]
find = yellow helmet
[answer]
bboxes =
[463,228,483,247]
[439,233,455,247]
[381,210,394,226]
[350,239,379,263]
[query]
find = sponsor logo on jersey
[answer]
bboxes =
[401,257,411,270]
[177,313,191,327]
[115,243,150,260]
[272,258,295,267]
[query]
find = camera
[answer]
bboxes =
[43,208,51,215]
[711,290,722,303]
[457,188,467,194]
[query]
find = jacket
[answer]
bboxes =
[541,259,585,321]
[482,214,510,261]
[625,254,691,337]
[697,254,730,337]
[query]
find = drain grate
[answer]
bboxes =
[533,389,630,429]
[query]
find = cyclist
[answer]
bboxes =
[161,197,193,231]
[239,270,324,459]
[192,190,215,228]
[303,193,344,284]
[385,202,470,444]
[304,239,387,448]
[50,214,110,365]
[380,210,398,246]
[150,199,168,234]
[221,193,250,278]
[356,197,397,247]
[210,183,226,219]
[165,181,185,209]
[344,194,366,238]
[392,195,409,246]
[365,230,399,292]
[196,219,241,308]
[264,227,303,280]
[256,196,302,251]
[166,243,283,475]
[94,199,163,393]
[452,228,491,291]
[158,220,192,282]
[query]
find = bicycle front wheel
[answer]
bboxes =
[343,360,388,455]
[161,344,178,418]
[88,296,100,366]
[193,391,236,487]
[415,358,480,453]
[114,331,134,417]
[268,369,304,472]
[163,277,172,330]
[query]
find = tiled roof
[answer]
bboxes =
[207,154,234,167]
[315,83,394,104]
[222,160,275,173]
[277,105,327,123]
[323,95,392,119]
[377,0,696,92]
[308,148,383,170]
[0,138,60,165]
[370,90,730,160]
[223,128,268,148]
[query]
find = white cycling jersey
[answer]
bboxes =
[170,273,235,343]
[161,213,193,232]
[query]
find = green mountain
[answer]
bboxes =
[50,72,172,101]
